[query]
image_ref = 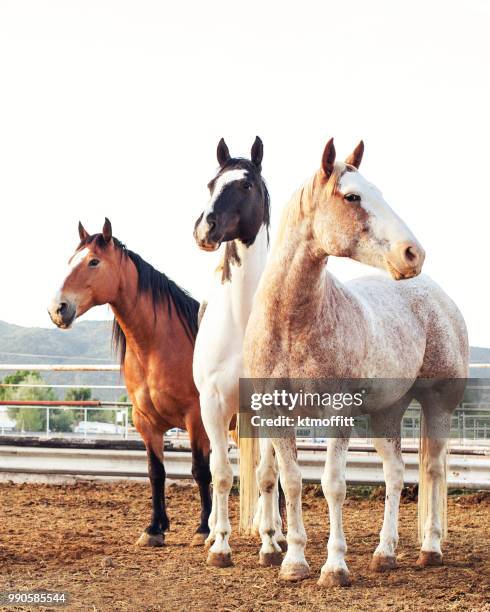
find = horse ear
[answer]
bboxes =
[78,221,89,242]
[321,138,336,179]
[102,218,112,243]
[251,136,263,169]
[217,138,231,167]
[345,140,364,169]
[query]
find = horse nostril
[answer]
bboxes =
[206,214,216,232]
[57,302,67,316]
[404,246,417,263]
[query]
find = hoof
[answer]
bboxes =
[370,554,397,572]
[190,532,209,547]
[207,551,233,567]
[417,551,443,567]
[318,568,352,587]
[279,562,310,582]
[136,531,164,547]
[259,550,283,567]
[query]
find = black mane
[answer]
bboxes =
[78,234,199,366]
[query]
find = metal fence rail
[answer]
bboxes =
[0,445,488,489]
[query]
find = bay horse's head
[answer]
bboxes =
[193,136,270,251]
[48,218,121,328]
[309,138,425,280]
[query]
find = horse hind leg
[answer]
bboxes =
[256,438,283,567]
[273,477,287,552]
[253,448,286,550]
[369,401,408,572]
[416,383,460,567]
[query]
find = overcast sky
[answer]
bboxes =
[0,0,489,348]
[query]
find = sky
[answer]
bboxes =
[0,0,489,347]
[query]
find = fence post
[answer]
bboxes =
[46,407,49,436]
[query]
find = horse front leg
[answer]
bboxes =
[370,437,404,571]
[272,438,310,582]
[256,437,283,566]
[135,424,168,547]
[187,413,212,547]
[318,437,351,587]
[200,391,234,567]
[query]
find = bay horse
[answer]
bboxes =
[48,219,212,547]
[193,137,286,567]
[243,138,468,585]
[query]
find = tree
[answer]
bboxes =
[1,371,56,432]
[64,388,92,402]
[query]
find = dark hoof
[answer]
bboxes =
[259,550,283,567]
[279,562,310,582]
[417,551,443,567]
[190,532,209,547]
[136,531,164,547]
[370,554,397,572]
[318,568,352,587]
[278,539,288,553]
[207,551,233,567]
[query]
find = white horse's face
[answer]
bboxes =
[313,139,425,280]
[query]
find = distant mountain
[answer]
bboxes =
[0,320,122,400]
[0,320,114,363]
[0,320,488,402]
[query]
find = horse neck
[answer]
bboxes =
[109,257,168,360]
[224,224,269,327]
[263,217,346,330]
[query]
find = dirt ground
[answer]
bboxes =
[0,481,488,612]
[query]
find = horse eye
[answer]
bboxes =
[344,193,361,203]
[88,259,100,267]
[243,182,252,190]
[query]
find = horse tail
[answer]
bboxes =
[417,413,448,543]
[238,427,260,534]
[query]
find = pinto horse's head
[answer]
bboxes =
[193,136,270,251]
[311,138,425,280]
[48,218,121,328]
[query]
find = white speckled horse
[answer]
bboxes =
[243,138,468,586]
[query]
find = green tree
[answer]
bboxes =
[2,371,56,432]
[64,388,92,402]
[50,410,75,432]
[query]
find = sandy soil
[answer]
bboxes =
[0,481,488,611]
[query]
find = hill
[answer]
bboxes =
[0,320,122,401]
[0,321,488,402]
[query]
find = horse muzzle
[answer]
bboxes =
[48,300,77,329]
[385,241,425,280]
[193,215,222,252]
